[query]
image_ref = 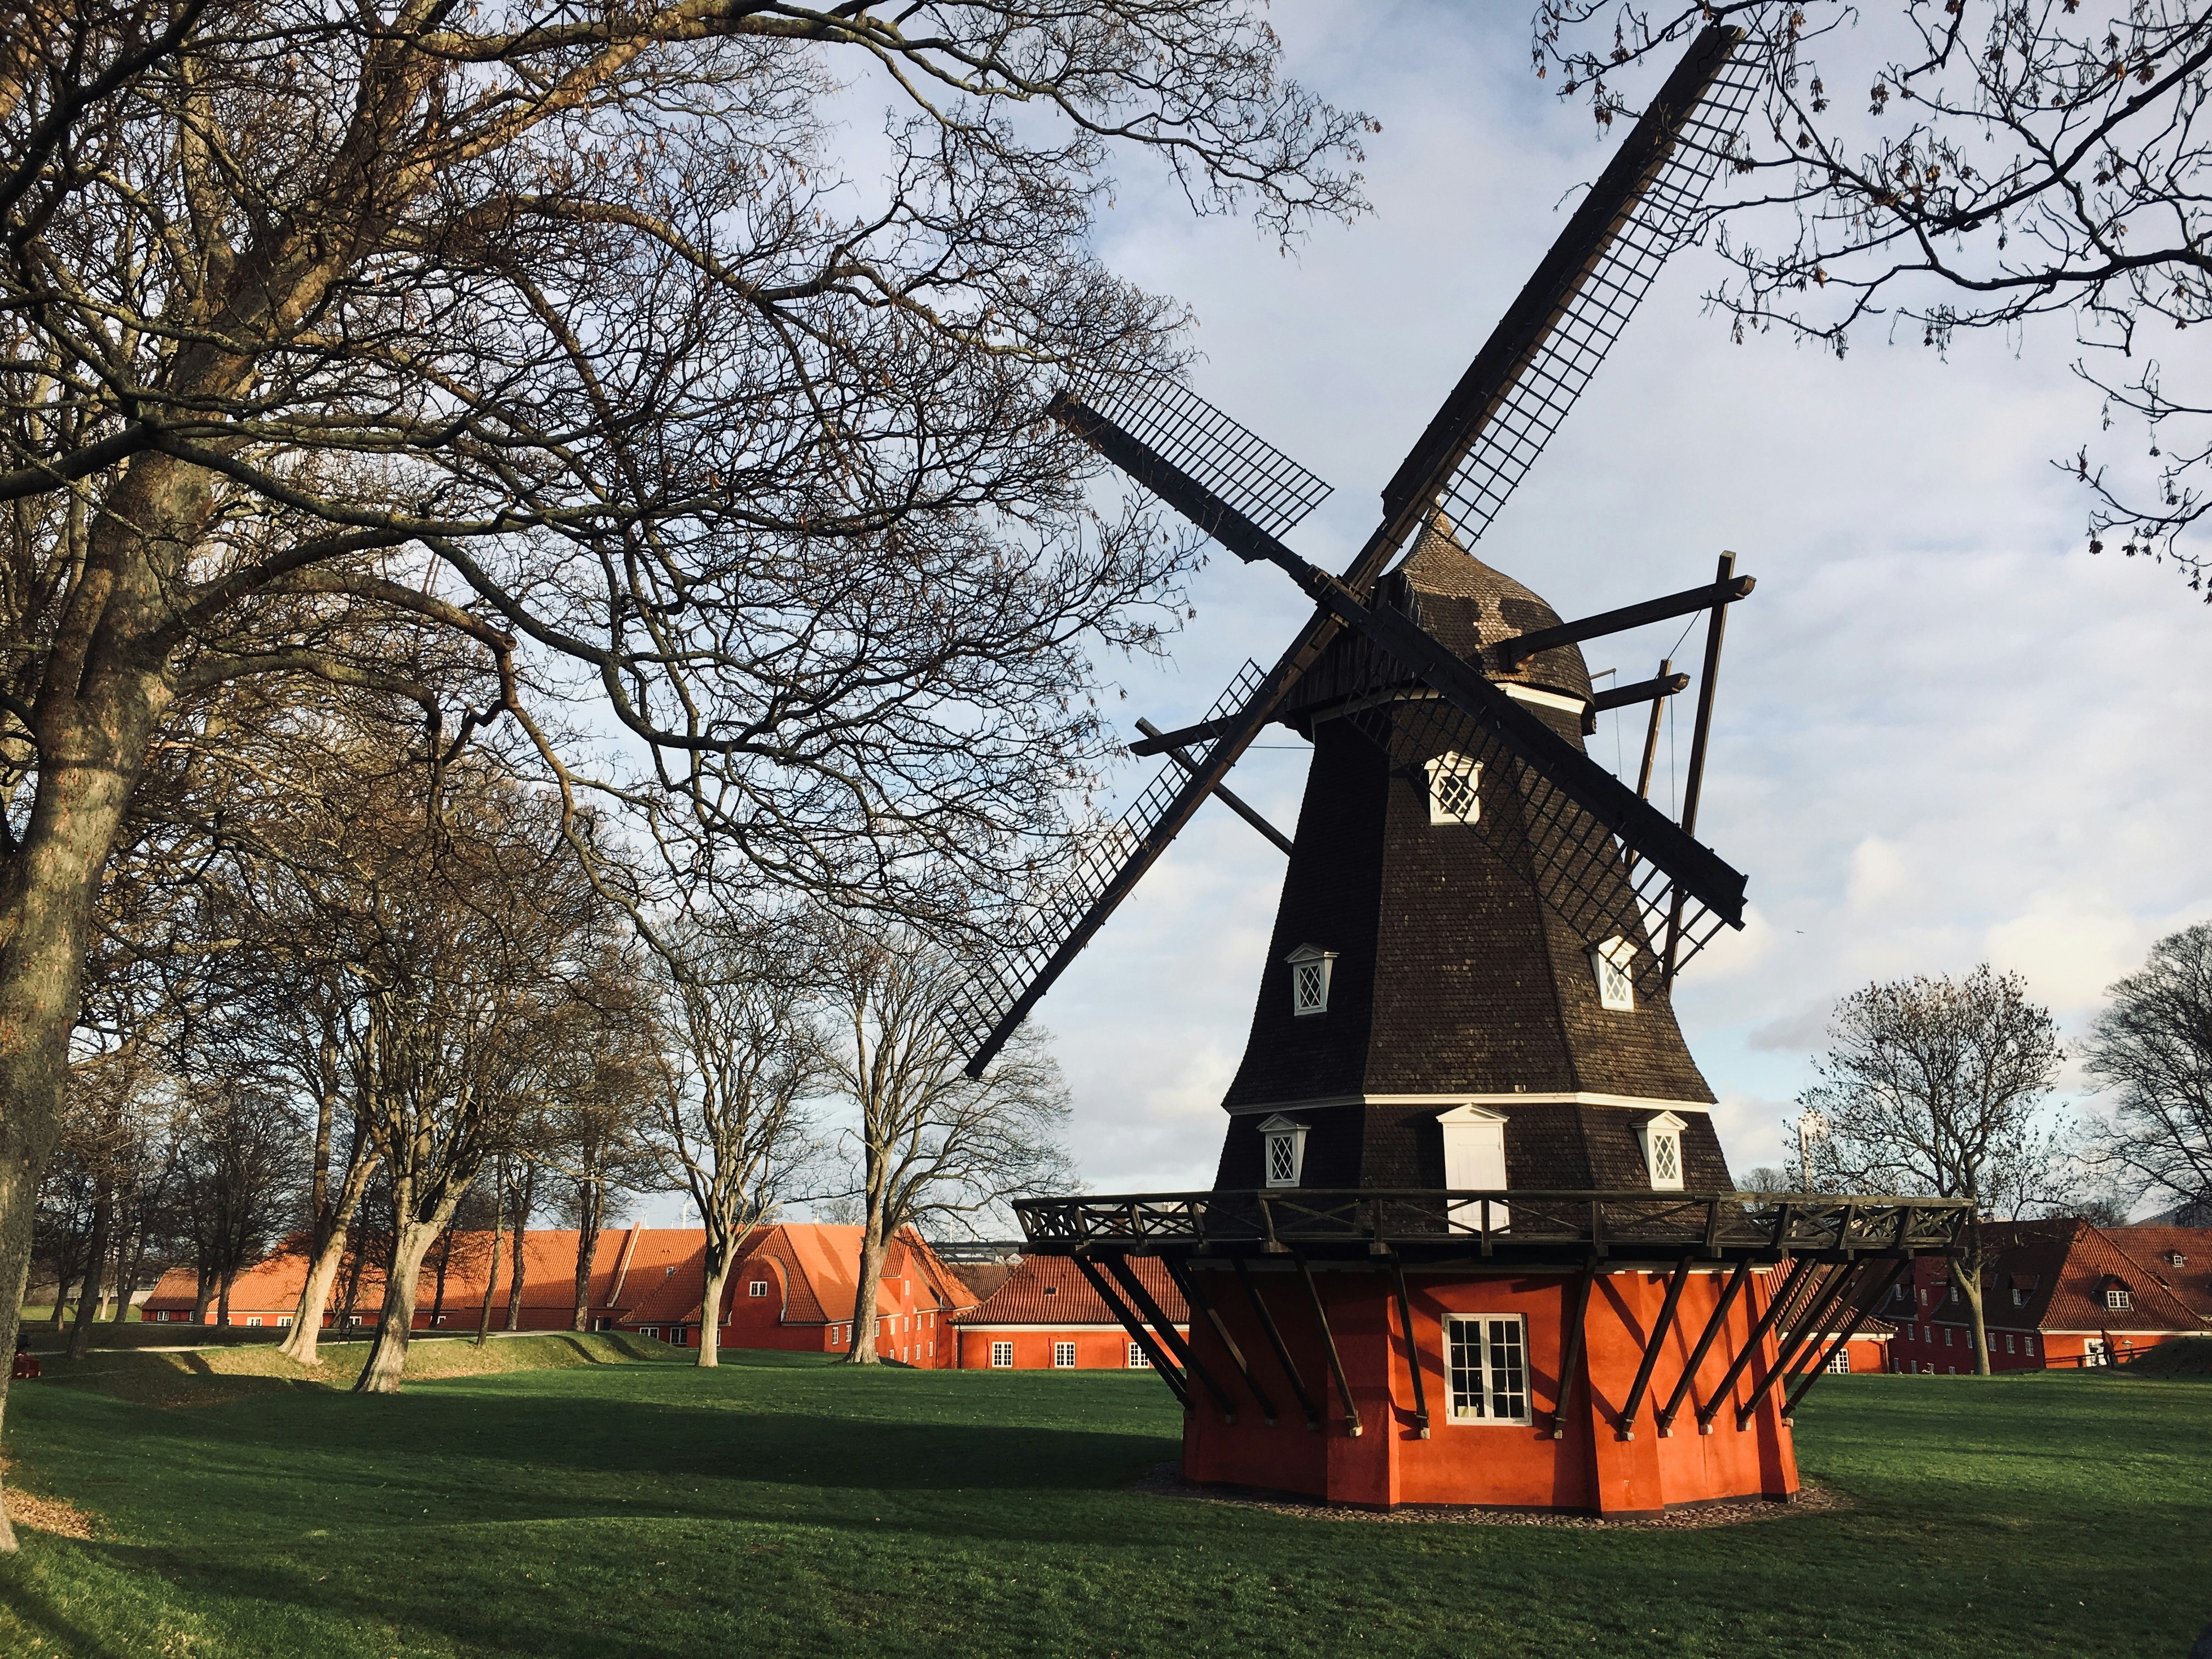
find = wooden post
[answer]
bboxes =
[1617,1255,1696,1439]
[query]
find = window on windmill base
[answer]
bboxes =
[1588,935,1637,1012]
[748,1280,769,1298]
[1286,944,1337,1017]
[1425,751,1482,824]
[1054,1341,1077,1369]
[1128,1343,1151,1369]
[2106,1286,2133,1311]
[1444,1314,1530,1425]
[990,1341,1013,1368]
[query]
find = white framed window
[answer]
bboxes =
[1286,944,1337,1017]
[2011,1287,2027,1308]
[748,1280,769,1297]
[1053,1341,1077,1369]
[643,1327,660,1340]
[246,1316,263,1328]
[2105,1286,2132,1311]
[1636,1111,1686,1192]
[276,1316,291,1328]
[990,1341,1013,1368]
[2167,1250,2188,1268]
[1425,751,1481,824]
[2025,1335,2036,1357]
[1444,1314,1530,1425]
[1825,1348,1853,1375]
[1943,1327,1953,1346]
[1128,1343,1151,1369]
[1259,1113,1309,1188]
[1437,1104,1509,1232]
[2084,1339,2108,1368]
[1588,935,1636,1012]
[2004,1333,2015,1354]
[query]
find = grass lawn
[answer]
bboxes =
[0,1345,2204,1659]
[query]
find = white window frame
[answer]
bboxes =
[246,1316,263,1328]
[1635,1110,1687,1192]
[1053,1341,1077,1369]
[2025,1334,2037,1357]
[1128,1342,1151,1369]
[748,1280,769,1298]
[1259,1113,1310,1189]
[990,1341,1013,1368]
[1437,1104,1510,1232]
[2106,1286,2132,1311]
[1425,751,1482,824]
[1589,935,1636,1012]
[1825,1348,1853,1375]
[1285,944,1337,1017]
[1443,1313,1532,1426]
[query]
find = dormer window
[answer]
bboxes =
[1437,1104,1510,1231]
[1286,944,1336,1017]
[2169,1251,2188,1268]
[1426,752,1481,824]
[1259,1114,1309,1188]
[2104,1283,2132,1312]
[1589,936,1635,1012]
[1635,1111,1686,1192]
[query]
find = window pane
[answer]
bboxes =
[1267,1135,1295,1183]
[1486,1318,1528,1422]
[1447,1316,1485,1419]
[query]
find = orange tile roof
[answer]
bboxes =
[615,1224,980,1328]
[2103,1226,2212,1321]
[952,1254,1187,1328]
[1949,1220,2209,1334]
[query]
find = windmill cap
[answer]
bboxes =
[1390,516,1593,705]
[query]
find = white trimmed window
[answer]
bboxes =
[1636,1111,1686,1192]
[990,1341,1013,1368]
[2004,1333,2015,1353]
[246,1316,263,1328]
[276,1316,291,1328]
[1053,1341,1077,1369]
[1825,1348,1853,1374]
[1286,944,1337,1017]
[1589,936,1636,1012]
[1426,752,1481,824]
[2106,1286,2132,1311]
[1444,1314,1530,1425]
[1128,1343,1151,1369]
[2025,1335,2036,1357]
[748,1280,769,1297]
[1259,1114,1310,1188]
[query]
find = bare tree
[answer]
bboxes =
[1538,3,2212,595]
[2080,922,2212,1220]
[821,921,1074,1365]
[174,1084,303,1328]
[651,917,825,1367]
[1795,964,2064,1374]
[0,0,1369,1547]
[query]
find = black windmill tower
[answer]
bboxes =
[938,26,1967,1510]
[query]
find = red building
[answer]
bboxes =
[951,1255,1187,1372]
[1884,1220,2211,1373]
[139,1223,979,1361]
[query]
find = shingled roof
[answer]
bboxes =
[618,1224,977,1328]
[1213,523,1724,1195]
[951,1254,1187,1328]
[1950,1220,2209,1335]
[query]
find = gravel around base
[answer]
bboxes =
[1129,1460,1853,1528]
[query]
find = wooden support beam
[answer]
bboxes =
[1696,1255,1813,1434]
[1163,1256,1278,1426]
[1070,1255,1189,1412]
[1106,1255,1238,1422]
[1135,719,1293,855]
[1496,574,1754,667]
[1233,1257,1320,1430]
[1129,712,1245,756]
[1655,1256,1751,1437]
[1736,1260,1863,1430]
[1781,1257,1914,1421]
[1617,1255,1696,1440]
[1293,1254,1362,1437]
[1663,552,1737,984]
[1387,1256,1431,1440]
[1590,670,1691,714]
[1551,1265,1599,1441]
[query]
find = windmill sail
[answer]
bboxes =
[952,24,1759,1074]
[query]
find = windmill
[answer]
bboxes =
[949,26,1761,1081]
[947,24,1971,1519]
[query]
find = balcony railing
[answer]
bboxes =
[1013,1189,1973,1262]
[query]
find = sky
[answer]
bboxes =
[1011,2,2212,1204]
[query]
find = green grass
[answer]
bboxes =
[0,1351,2204,1658]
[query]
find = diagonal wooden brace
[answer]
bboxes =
[1618,1254,1697,1440]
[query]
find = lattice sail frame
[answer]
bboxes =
[938,658,1271,1065]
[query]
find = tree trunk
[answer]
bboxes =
[698,1257,728,1369]
[571,1181,602,1333]
[352,1218,445,1394]
[476,1172,505,1350]
[216,1268,235,1328]
[504,1164,533,1330]
[844,1221,888,1365]
[337,1239,366,1334]
[1960,1242,1992,1376]
[427,1227,453,1327]
[110,1211,148,1324]
[278,1151,380,1364]
[66,1183,113,1360]
[191,1266,213,1325]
